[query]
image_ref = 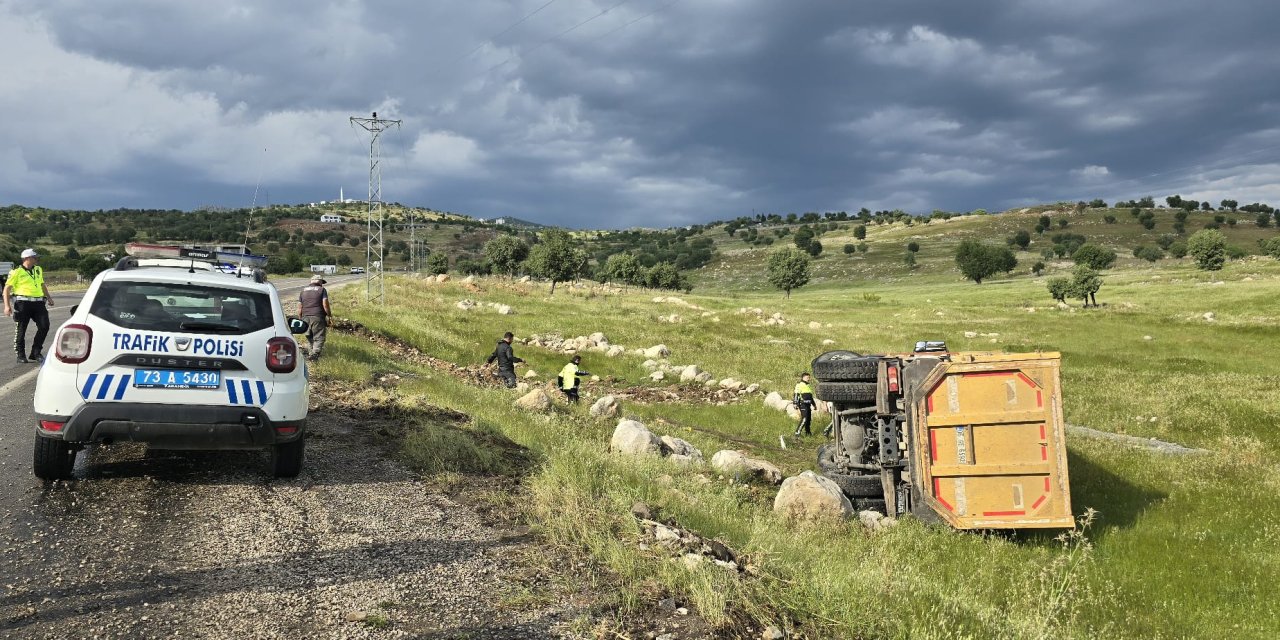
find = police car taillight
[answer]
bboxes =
[887,365,900,393]
[55,324,93,364]
[266,337,296,373]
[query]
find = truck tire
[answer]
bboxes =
[33,435,76,481]
[823,471,882,497]
[272,438,305,478]
[811,351,877,382]
[853,498,887,514]
[815,381,877,404]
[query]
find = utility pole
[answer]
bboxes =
[409,208,416,273]
[349,111,401,304]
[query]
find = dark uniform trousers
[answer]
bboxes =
[12,300,50,358]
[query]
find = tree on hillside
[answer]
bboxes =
[955,240,1017,284]
[766,246,811,297]
[1088,198,1107,208]
[1133,245,1163,262]
[1047,277,1071,303]
[1032,261,1046,276]
[643,262,686,291]
[906,241,920,253]
[842,243,856,255]
[806,240,823,257]
[600,252,642,288]
[1186,229,1227,270]
[426,252,449,275]
[854,225,867,240]
[77,255,109,281]
[483,235,530,277]
[1069,265,1103,307]
[1012,230,1031,250]
[336,254,352,266]
[1166,195,1183,208]
[525,229,587,294]
[1071,244,1117,270]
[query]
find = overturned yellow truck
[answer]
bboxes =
[813,343,1073,529]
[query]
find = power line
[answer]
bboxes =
[587,0,681,44]
[483,0,636,74]
[456,0,564,63]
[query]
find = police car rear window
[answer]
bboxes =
[89,281,273,335]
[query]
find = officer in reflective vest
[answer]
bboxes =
[558,355,592,403]
[793,372,816,437]
[3,248,54,363]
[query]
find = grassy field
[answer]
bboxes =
[312,252,1279,638]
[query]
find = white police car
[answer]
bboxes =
[32,245,310,480]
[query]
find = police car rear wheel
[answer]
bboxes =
[272,437,305,478]
[33,435,76,480]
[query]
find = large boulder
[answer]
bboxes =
[763,391,791,412]
[710,450,784,485]
[589,332,609,345]
[649,370,666,382]
[679,365,702,383]
[611,420,662,457]
[719,378,743,391]
[590,395,621,418]
[606,345,626,358]
[774,471,854,522]
[436,274,450,283]
[644,344,671,359]
[514,389,552,412]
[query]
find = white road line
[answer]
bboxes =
[0,367,40,399]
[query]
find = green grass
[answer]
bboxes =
[312,258,1280,639]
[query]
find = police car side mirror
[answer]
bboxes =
[287,317,308,334]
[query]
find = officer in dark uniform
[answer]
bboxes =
[486,331,524,388]
[793,372,817,437]
[298,274,331,360]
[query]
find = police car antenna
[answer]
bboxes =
[239,146,268,279]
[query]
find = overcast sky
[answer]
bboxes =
[4,0,1280,228]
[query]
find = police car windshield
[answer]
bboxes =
[90,281,273,334]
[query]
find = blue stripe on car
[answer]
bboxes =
[113,375,129,400]
[227,379,239,404]
[96,374,115,400]
[256,381,267,405]
[82,374,98,399]
[240,380,252,405]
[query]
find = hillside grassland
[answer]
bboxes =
[312,254,1280,639]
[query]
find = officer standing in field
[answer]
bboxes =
[793,372,817,437]
[557,354,592,403]
[486,331,524,388]
[3,249,54,364]
[298,274,331,361]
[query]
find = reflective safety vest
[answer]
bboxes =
[794,381,814,396]
[559,362,579,389]
[7,265,44,298]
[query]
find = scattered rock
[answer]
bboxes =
[711,450,783,485]
[462,275,475,283]
[822,339,835,346]
[858,510,898,533]
[680,365,702,383]
[645,344,671,359]
[1143,335,1154,341]
[703,379,719,388]
[435,274,450,283]
[964,331,978,338]
[695,371,713,383]
[514,389,552,412]
[1203,312,1216,322]
[455,299,476,311]
[763,625,786,640]
[774,471,854,522]
[524,369,539,379]
[808,321,822,329]
[719,378,744,392]
[631,501,653,520]
[518,275,531,283]
[606,345,626,357]
[653,524,681,544]
[590,395,621,418]
[763,392,791,412]
[650,370,666,382]
[661,435,704,462]
[745,383,760,394]
[515,382,530,394]
[496,304,514,315]
[345,611,369,623]
[611,420,663,456]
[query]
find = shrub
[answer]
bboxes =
[1168,241,1188,259]
[1047,277,1071,302]
[1133,246,1164,262]
[1141,218,1156,230]
[842,243,855,255]
[1103,215,1116,224]
[1226,245,1247,260]
[854,225,867,240]
[857,242,868,253]
[1032,261,1046,276]
[906,241,920,253]
[955,240,1017,284]
[1257,214,1271,228]
[1186,229,1227,270]
[1262,237,1280,259]
[1012,229,1031,249]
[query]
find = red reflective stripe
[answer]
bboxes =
[1032,495,1047,509]
[1041,446,1048,461]
[1016,372,1039,389]
[929,429,939,462]
[1039,424,1046,440]
[275,426,298,435]
[933,478,954,512]
[927,393,934,413]
[1044,477,1051,491]
[983,510,1026,517]
[1036,390,1043,407]
[39,420,65,432]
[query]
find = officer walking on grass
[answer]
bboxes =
[793,372,817,437]
[298,274,332,361]
[3,249,54,364]
[557,354,592,403]
[486,331,524,388]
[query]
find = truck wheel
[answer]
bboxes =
[272,437,305,478]
[817,442,838,472]
[811,351,877,382]
[815,381,877,404]
[853,498,887,514]
[823,471,882,497]
[33,435,76,481]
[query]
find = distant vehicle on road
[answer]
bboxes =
[32,244,311,480]
[350,266,364,274]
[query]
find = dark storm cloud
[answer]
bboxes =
[4,0,1280,228]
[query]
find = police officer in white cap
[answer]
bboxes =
[3,248,54,363]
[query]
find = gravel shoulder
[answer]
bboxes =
[1,403,589,639]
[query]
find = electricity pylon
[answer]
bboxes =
[350,112,401,304]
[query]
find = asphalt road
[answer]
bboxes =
[0,273,585,638]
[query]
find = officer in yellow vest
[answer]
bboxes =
[793,372,817,437]
[558,355,592,403]
[3,249,55,363]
